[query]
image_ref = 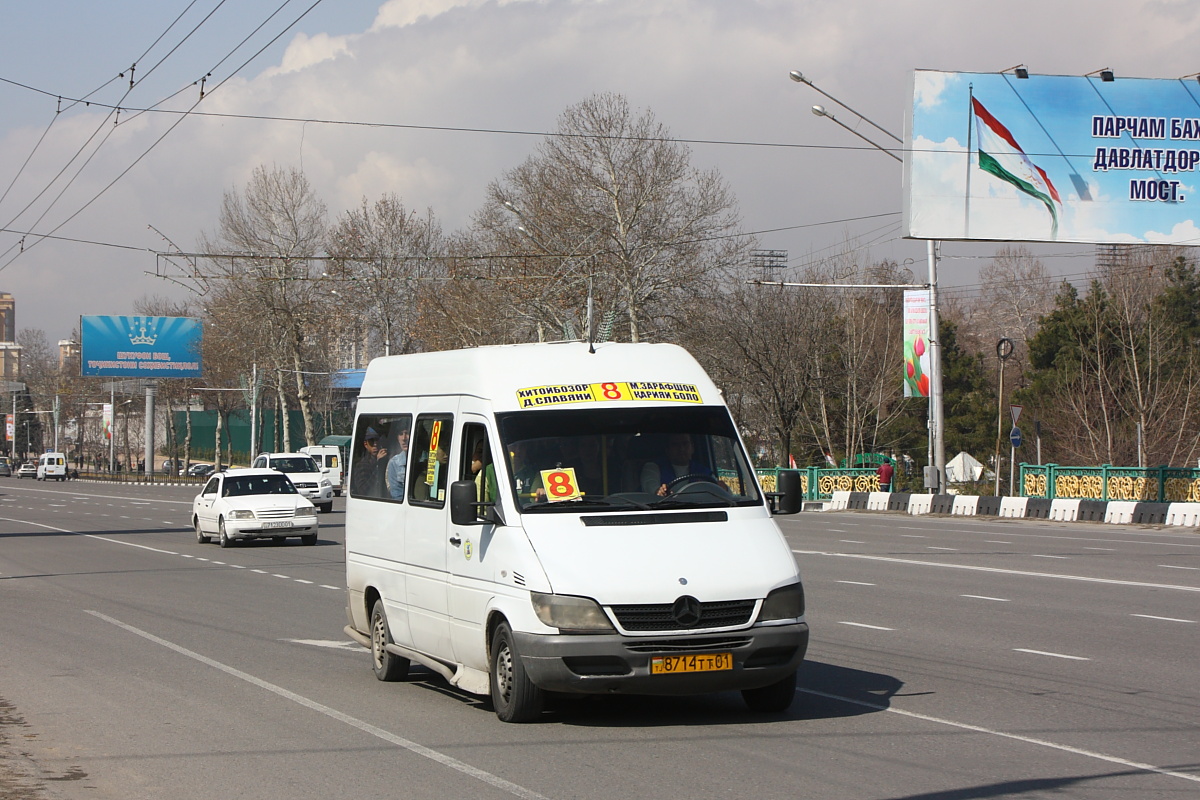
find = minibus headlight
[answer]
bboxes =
[530,592,615,633]
[757,582,805,622]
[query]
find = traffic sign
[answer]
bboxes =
[1010,427,1022,448]
[1010,404,1023,425]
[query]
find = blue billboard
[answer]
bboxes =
[80,315,202,378]
[905,70,1200,244]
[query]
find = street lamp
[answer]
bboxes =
[791,69,947,492]
[810,105,902,162]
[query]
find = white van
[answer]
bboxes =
[250,452,335,512]
[343,342,807,722]
[37,452,68,481]
[299,444,344,496]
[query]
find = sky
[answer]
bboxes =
[2,0,1199,344]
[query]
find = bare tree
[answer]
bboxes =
[327,194,445,358]
[200,165,329,448]
[484,93,748,343]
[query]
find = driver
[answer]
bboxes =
[641,433,711,497]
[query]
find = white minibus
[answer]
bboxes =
[37,452,67,481]
[343,342,807,722]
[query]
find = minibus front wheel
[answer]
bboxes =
[741,670,797,713]
[490,622,544,723]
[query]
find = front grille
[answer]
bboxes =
[624,636,753,653]
[256,508,296,519]
[293,482,317,489]
[610,599,756,632]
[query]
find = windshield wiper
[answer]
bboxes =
[522,495,652,512]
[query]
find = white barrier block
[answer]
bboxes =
[1165,502,1200,526]
[999,497,1029,518]
[1104,500,1137,524]
[1050,499,1081,522]
[866,492,891,511]
[829,491,851,511]
[908,494,933,515]
[952,496,980,516]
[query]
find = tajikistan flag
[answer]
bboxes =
[972,97,1061,236]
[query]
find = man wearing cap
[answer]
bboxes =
[352,427,389,497]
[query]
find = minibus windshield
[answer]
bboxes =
[495,406,762,512]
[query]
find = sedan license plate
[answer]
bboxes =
[261,520,294,529]
[650,652,732,675]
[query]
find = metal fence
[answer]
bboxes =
[756,467,883,501]
[1018,464,1200,502]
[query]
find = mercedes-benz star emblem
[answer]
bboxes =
[672,595,702,628]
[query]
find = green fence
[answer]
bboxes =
[1018,463,1200,502]
[756,467,884,501]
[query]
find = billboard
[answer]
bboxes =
[902,290,931,398]
[80,316,202,378]
[905,70,1200,244]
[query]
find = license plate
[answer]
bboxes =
[650,652,732,675]
[262,521,293,529]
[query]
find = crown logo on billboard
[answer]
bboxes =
[128,321,157,346]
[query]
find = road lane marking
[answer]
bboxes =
[798,688,1200,785]
[1031,554,1068,559]
[1158,564,1198,570]
[986,540,1011,544]
[1131,614,1196,623]
[792,549,1200,593]
[1014,648,1089,661]
[961,595,1009,602]
[838,621,894,630]
[1083,547,1116,551]
[927,546,957,551]
[287,639,359,650]
[901,534,926,538]
[86,612,550,800]
[837,580,876,586]
[839,540,866,544]
[319,585,340,590]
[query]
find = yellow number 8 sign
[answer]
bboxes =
[540,467,582,502]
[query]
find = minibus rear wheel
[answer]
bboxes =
[371,600,409,681]
[490,622,544,723]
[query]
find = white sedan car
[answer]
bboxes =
[192,468,319,547]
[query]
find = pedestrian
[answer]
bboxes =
[877,459,894,493]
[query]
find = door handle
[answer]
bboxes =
[449,536,462,546]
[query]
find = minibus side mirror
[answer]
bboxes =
[771,470,803,515]
[450,480,506,526]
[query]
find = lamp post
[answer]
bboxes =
[791,69,946,492]
[995,338,1014,495]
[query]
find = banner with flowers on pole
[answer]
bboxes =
[903,290,931,398]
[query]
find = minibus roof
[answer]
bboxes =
[358,341,722,413]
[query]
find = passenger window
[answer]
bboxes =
[350,414,411,502]
[409,415,453,506]
[462,424,498,518]
[203,477,219,496]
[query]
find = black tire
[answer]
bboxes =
[320,502,333,514]
[741,670,797,713]
[195,517,210,544]
[218,518,233,548]
[490,622,544,722]
[370,601,409,681]
[300,532,317,546]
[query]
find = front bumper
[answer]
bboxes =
[226,515,318,538]
[513,621,808,695]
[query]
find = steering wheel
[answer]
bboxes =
[665,473,724,494]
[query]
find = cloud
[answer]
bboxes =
[266,32,353,76]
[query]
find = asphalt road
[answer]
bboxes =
[1,480,1197,799]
